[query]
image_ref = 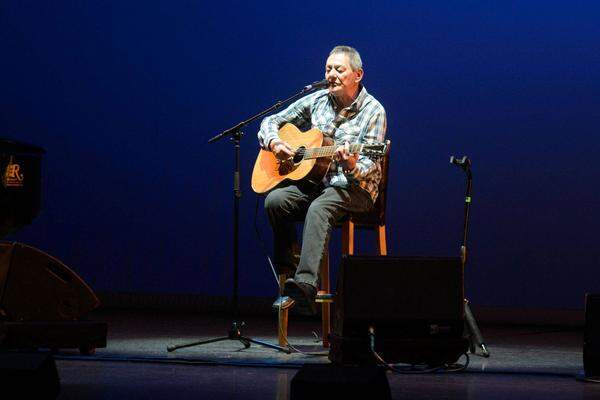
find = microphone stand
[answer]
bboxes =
[450,155,490,358]
[167,84,322,354]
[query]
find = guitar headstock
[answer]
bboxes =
[361,142,387,159]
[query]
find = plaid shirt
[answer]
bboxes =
[257,86,387,201]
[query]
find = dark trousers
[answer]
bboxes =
[264,183,373,288]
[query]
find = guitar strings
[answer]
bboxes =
[293,144,364,160]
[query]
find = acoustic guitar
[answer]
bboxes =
[251,123,387,194]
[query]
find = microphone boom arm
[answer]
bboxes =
[208,83,322,144]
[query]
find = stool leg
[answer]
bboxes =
[320,252,331,348]
[376,224,387,255]
[342,220,355,255]
[277,273,289,346]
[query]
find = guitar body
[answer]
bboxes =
[251,124,333,194]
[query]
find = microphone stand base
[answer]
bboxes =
[167,322,291,354]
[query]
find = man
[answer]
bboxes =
[257,45,387,315]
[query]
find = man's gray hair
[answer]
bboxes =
[329,45,363,71]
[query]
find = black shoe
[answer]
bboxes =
[284,279,317,316]
[272,296,295,310]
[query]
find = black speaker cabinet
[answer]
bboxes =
[330,255,468,366]
[585,293,600,378]
[0,242,100,321]
[0,352,60,399]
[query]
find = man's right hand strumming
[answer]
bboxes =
[270,139,295,160]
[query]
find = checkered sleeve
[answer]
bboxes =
[257,93,315,150]
[346,107,387,180]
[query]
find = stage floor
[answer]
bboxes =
[52,309,600,399]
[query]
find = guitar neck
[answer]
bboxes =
[301,144,363,160]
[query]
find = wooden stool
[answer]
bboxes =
[277,139,391,348]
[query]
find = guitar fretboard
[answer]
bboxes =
[298,144,364,160]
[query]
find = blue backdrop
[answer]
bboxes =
[1,1,599,309]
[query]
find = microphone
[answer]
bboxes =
[450,155,471,171]
[303,79,330,91]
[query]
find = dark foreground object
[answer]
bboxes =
[290,364,391,400]
[1,321,107,355]
[0,351,60,399]
[585,293,600,379]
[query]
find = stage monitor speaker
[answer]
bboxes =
[290,364,391,400]
[584,293,600,379]
[0,242,100,321]
[0,352,60,399]
[330,255,468,366]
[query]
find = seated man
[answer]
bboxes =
[257,45,387,315]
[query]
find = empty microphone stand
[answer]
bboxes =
[450,155,490,358]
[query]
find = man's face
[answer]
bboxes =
[325,53,362,99]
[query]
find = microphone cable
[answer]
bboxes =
[368,326,470,374]
[253,195,283,289]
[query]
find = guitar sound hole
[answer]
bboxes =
[293,146,306,164]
